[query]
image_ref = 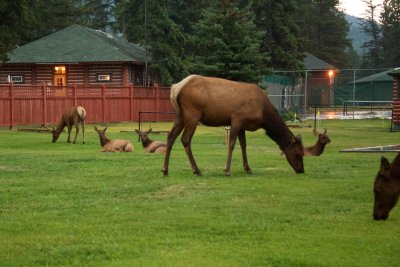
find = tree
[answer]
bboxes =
[381,0,400,67]
[297,0,351,68]
[114,0,188,85]
[359,0,383,68]
[251,0,305,71]
[188,1,269,82]
[77,0,115,32]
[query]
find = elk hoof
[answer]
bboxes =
[161,169,168,176]
[245,168,253,174]
[193,169,202,176]
[67,140,71,143]
[225,171,231,176]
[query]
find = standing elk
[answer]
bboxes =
[304,129,331,156]
[51,106,86,144]
[94,126,134,152]
[373,153,400,220]
[162,75,304,176]
[135,128,167,154]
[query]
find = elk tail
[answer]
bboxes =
[77,106,87,120]
[170,75,196,116]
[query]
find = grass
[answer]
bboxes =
[0,119,399,266]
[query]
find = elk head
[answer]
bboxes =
[135,128,152,143]
[313,128,331,145]
[94,126,108,138]
[373,156,400,220]
[283,134,304,173]
[51,127,61,143]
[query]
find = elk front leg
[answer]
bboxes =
[72,122,79,144]
[238,129,252,174]
[66,123,72,143]
[162,118,184,176]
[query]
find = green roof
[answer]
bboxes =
[304,52,336,70]
[6,25,147,64]
[352,69,396,84]
[388,68,400,76]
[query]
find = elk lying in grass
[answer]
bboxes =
[51,106,86,144]
[304,129,331,156]
[94,126,133,152]
[162,75,304,176]
[135,128,167,154]
[373,153,400,220]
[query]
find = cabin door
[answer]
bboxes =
[53,66,67,96]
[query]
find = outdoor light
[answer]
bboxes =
[328,70,334,77]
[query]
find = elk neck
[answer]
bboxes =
[262,107,295,151]
[99,135,111,147]
[141,136,153,148]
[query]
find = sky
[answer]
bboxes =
[339,0,383,18]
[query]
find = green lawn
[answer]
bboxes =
[0,119,399,266]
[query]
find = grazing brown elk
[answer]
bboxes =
[162,75,304,176]
[94,126,134,152]
[51,106,86,144]
[135,128,167,154]
[304,129,331,156]
[373,153,400,220]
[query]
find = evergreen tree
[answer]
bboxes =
[297,0,351,68]
[381,0,400,67]
[251,0,304,71]
[359,0,383,68]
[77,0,115,32]
[188,1,269,82]
[114,0,188,85]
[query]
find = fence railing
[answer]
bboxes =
[0,83,173,128]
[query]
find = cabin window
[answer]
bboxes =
[54,66,66,75]
[8,75,23,83]
[97,74,111,82]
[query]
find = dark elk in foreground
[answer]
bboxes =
[135,129,167,154]
[94,126,133,152]
[304,129,331,156]
[51,106,86,144]
[162,75,304,176]
[373,153,400,220]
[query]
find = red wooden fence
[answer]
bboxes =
[0,83,174,128]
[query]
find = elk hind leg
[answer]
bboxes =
[81,120,85,144]
[162,118,184,176]
[72,122,80,144]
[181,121,201,176]
[66,123,72,143]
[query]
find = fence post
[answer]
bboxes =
[73,83,77,106]
[102,84,106,122]
[129,83,134,121]
[9,83,14,129]
[42,82,47,126]
[155,83,159,121]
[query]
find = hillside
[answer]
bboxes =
[346,14,373,54]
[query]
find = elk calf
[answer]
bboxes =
[51,106,86,144]
[304,129,331,156]
[94,126,133,152]
[135,128,167,154]
[373,153,400,220]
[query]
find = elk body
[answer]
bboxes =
[304,129,331,156]
[162,75,304,176]
[94,126,133,152]
[135,129,167,154]
[51,106,86,144]
[373,153,400,220]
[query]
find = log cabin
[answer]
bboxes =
[389,68,400,129]
[0,24,153,90]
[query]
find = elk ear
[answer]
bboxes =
[94,126,98,132]
[134,129,139,133]
[295,134,302,143]
[52,127,55,131]
[324,129,327,134]
[379,157,391,177]
[313,128,318,135]
[104,126,108,131]
[149,128,153,132]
